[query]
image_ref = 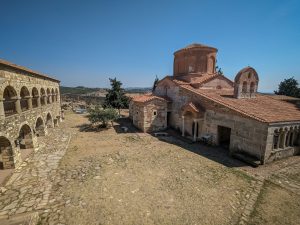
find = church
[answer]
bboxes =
[129,43,300,164]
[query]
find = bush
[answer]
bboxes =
[87,106,118,128]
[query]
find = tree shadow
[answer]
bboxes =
[112,117,143,134]
[152,129,248,168]
[74,123,110,132]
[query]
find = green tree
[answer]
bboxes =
[152,75,159,92]
[87,106,118,128]
[274,77,300,98]
[103,78,129,113]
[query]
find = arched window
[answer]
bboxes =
[0,136,14,169]
[273,130,279,150]
[51,89,55,103]
[55,89,59,102]
[20,86,30,111]
[250,82,255,94]
[3,86,17,116]
[46,88,51,104]
[32,87,39,108]
[242,81,247,93]
[40,88,46,106]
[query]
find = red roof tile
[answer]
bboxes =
[132,94,171,103]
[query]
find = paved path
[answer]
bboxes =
[0,127,71,219]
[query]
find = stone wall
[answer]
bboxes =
[155,81,270,162]
[130,99,167,132]
[0,65,61,169]
[264,123,300,163]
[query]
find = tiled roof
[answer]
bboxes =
[180,85,300,123]
[0,59,60,82]
[132,94,171,103]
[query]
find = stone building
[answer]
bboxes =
[129,43,300,164]
[0,59,61,170]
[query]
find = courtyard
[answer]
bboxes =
[0,112,299,225]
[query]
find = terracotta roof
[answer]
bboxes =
[0,59,60,82]
[182,102,201,113]
[132,94,171,103]
[179,85,300,123]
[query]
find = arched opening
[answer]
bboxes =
[35,117,46,137]
[55,88,59,102]
[273,129,279,150]
[207,56,215,74]
[20,86,30,111]
[279,128,286,148]
[250,82,255,94]
[46,88,51,104]
[242,81,247,94]
[0,136,14,169]
[32,87,39,108]
[51,89,55,103]
[3,86,18,116]
[40,88,46,106]
[18,124,34,160]
[46,113,53,128]
[183,111,194,137]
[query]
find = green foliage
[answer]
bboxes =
[103,78,129,111]
[87,106,119,128]
[215,66,223,75]
[274,77,300,98]
[152,75,159,92]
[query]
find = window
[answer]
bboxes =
[242,81,247,93]
[153,110,157,116]
[250,82,255,93]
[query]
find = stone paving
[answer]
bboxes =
[0,127,71,220]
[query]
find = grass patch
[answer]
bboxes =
[229,168,254,183]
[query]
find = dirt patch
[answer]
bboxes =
[52,113,253,225]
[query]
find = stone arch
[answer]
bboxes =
[18,123,34,149]
[242,81,248,93]
[0,136,14,169]
[20,86,30,112]
[46,88,51,104]
[46,112,53,128]
[250,82,256,94]
[32,87,39,108]
[273,129,280,149]
[51,88,55,103]
[55,88,59,102]
[3,85,18,116]
[35,117,46,137]
[40,88,46,106]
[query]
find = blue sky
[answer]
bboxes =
[0,0,299,92]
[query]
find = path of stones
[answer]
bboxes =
[0,124,299,225]
[0,126,72,221]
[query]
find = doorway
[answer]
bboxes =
[218,126,231,149]
[192,121,199,138]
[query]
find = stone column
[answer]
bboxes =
[0,97,5,119]
[15,97,22,114]
[27,96,33,110]
[49,95,52,104]
[283,130,287,148]
[44,96,47,105]
[182,116,185,137]
[193,119,197,142]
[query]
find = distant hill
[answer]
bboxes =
[60,86,106,95]
[60,86,151,95]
